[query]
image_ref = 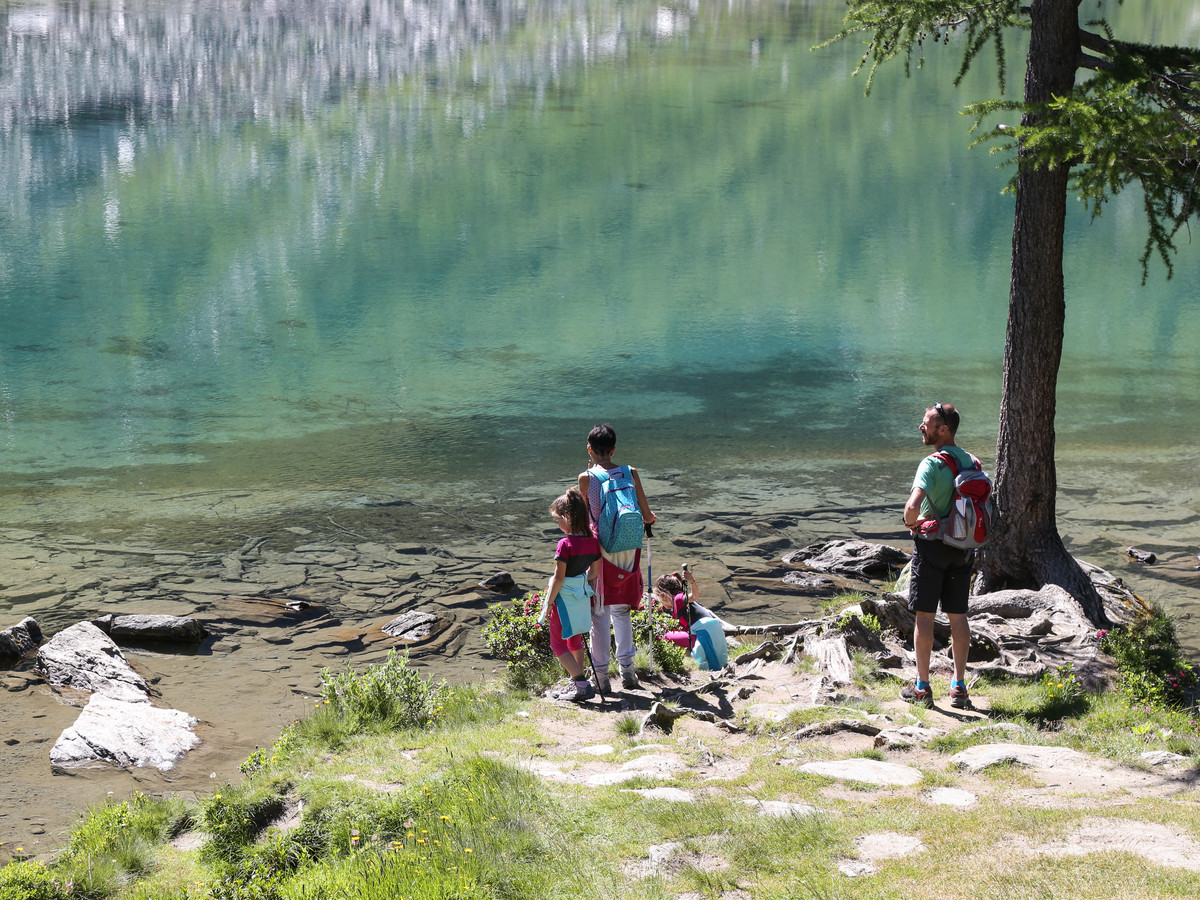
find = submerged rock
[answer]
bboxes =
[381,610,447,644]
[98,614,208,644]
[0,616,42,663]
[783,539,909,580]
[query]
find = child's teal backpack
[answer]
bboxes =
[589,464,645,554]
[690,617,728,670]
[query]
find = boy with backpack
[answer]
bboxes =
[578,423,656,691]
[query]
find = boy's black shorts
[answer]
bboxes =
[908,538,973,616]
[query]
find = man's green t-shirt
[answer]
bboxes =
[912,445,975,521]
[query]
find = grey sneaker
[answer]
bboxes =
[620,670,640,690]
[593,671,611,694]
[899,682,933,708]
[554,681,595,702]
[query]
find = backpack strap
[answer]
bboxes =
[933,450,981,475]
[933,450,960,477]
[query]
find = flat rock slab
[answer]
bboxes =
[949,743,1091,773]
[381,610,447,643]
[924,788,977,807]
[37,621,150,703]
[743,702,805,724]
[51,694,200,771]
[105,614,208,643]
[1017,817,1200,871]
[623,787,694,802]
[743,799,818,817]
[585,753,684,786]
[800,758,923,787]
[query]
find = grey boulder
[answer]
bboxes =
[36,621,151,703]
[0,616,43,663]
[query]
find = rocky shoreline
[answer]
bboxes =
[0,502,1161,862]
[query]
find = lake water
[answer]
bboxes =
[2,0,1200,855]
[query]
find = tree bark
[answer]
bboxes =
[977,0,1109,625]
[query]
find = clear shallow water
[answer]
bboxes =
[1,1,1199,608]
[2,0,1200,859]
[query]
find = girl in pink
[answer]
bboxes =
[537,489,602,702]
[653,568,700,649]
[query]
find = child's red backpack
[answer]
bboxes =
[598,550,643,607]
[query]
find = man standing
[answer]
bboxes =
[900,403,975,709]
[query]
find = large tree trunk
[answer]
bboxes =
[977,0,1109,625]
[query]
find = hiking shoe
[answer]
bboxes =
[592,671,611,694]
[899,682,933,708]
[554,681,595,702]
[949,682,972,709]
[620,670,641,690]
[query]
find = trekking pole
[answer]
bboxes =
[644,523,654,650]
[644,523,654,594]
[581,634,606,704]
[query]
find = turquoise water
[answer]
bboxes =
[1,0,1199,580]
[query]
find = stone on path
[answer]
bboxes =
[924,787,977,807]
[743,799,818,817]
[623,787,694,802]
[1141,750,1187,767]
[800,758,923,787]
[839,831,925,877]
[1022,817,1200,871]
[949,743,1090,773]
[585,753,683,786]
[50,694,200,771]
[37,621,150,703]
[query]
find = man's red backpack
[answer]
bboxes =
[933,451,993,549]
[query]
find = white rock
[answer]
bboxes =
[949,743,1089,773]
[925,787,976,807]
[51,694,200,770]
[623,787,694,803]
[799,758,923,786]
[743,799,818,817]
[1141,750,1186,766]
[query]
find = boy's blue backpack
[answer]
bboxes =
[589,464,644,554]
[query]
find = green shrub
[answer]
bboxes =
[630,606,688,674]
[1037,664,1088,720]
[320,650,449,731]
[0,860,73,900]
[1098,608,1197,707]
[481,592,557,687]
[202,785,287,866]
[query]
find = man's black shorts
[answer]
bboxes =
[908,538,973,615]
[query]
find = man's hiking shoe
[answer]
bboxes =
[949,682,972,709]
[553,681,595,702]
[899,683,933,708]
[592,672,611,694]
[620,671,641,691]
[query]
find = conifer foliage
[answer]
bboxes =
[822,1,1200,622]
